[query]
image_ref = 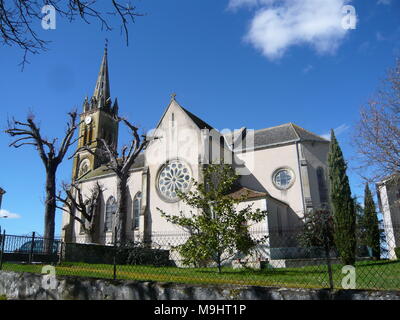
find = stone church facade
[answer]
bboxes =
[61,48,331,251]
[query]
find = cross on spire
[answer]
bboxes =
[171,93,177,101]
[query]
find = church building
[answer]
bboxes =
[61,48,331,252]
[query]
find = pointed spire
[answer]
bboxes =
[112,98,119,115]
[83,95,90,112]
[93,40,111,107]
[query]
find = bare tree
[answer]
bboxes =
[73,117,150,244]
[353,58,400,182]
[0,0,142,68]
[5,112,79,250]
[56,181,103,243]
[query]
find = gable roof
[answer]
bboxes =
[154,98,214,132]
[180,105,214,130]
[248,123,329,149]
[228,186,269,200]
[291,123,329,143]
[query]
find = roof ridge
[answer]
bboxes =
[289,123,301,140]
[179,105,214,130]
[291,123,329,142]
[254,122,294,133]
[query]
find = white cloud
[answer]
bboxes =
[229,0,353,60]
[320,124,350,140]
[228,0,277,10]
[377,0,392,5]
[228,0,258,9]
[0,209,21,219]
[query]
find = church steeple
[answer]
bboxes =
[73,44,119,180]
[93,43,110,106]
[84,42,116,113]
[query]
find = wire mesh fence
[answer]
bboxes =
[0,226,399,291]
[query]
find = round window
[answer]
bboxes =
[273,168,295,190]
[157,160,192,202]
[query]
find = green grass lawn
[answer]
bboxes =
[2,260,399,290]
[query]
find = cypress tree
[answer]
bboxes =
[328,129,356,265]
[363,184,381,260]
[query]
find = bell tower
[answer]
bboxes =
[72,44,119,180]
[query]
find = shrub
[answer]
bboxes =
[116,241,171,267]
[395,247,400,260]
[298,208,334,249]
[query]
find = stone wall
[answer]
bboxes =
[1,271,400,300]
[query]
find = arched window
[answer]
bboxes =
[317,167,328,204]
[209,136,213,164]
[133,192,142,229]
[83,128,88,145]
[220,136,225,164]
[88,126,93,144]
[78,159,90,177]
[105,196,116,232]
[80,214,86,234]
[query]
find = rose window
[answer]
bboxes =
[158,160,191,201]
[272,168,295,190]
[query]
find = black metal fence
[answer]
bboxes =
[0,231,61,267]
[0,226,399,291]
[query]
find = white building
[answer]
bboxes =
[377,175,400,260]
[61,48,331,257]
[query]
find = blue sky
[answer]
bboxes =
[0,0,399,235]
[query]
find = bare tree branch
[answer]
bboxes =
[4,111,80,246]
[0,0,143,69]
[56,181,103,242]
[353,58,400,183]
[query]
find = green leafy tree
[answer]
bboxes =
[157,164,268,273]
[299,208,334,249]
[328,130,356,265]
[359,184,381,260]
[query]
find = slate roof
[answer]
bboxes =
[78,153,145,181]
[251,123,329,149]
[77,107,328,181]
[180,106,214,130]
[376,173,400,186]
[228,186,269,200]
[228,186,289,206]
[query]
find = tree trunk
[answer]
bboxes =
[87,207,98,244]
[86,230,94,244]
[216,248,222,273]
[44,168,56,254]
[115,176,128,245]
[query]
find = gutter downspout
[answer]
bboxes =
[296,141,306,218]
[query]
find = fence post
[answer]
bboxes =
[28,232,36,264]
[113,227,117,280]
[323,230,334,291]
[58,241,64,265]
[0,230,6,270]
